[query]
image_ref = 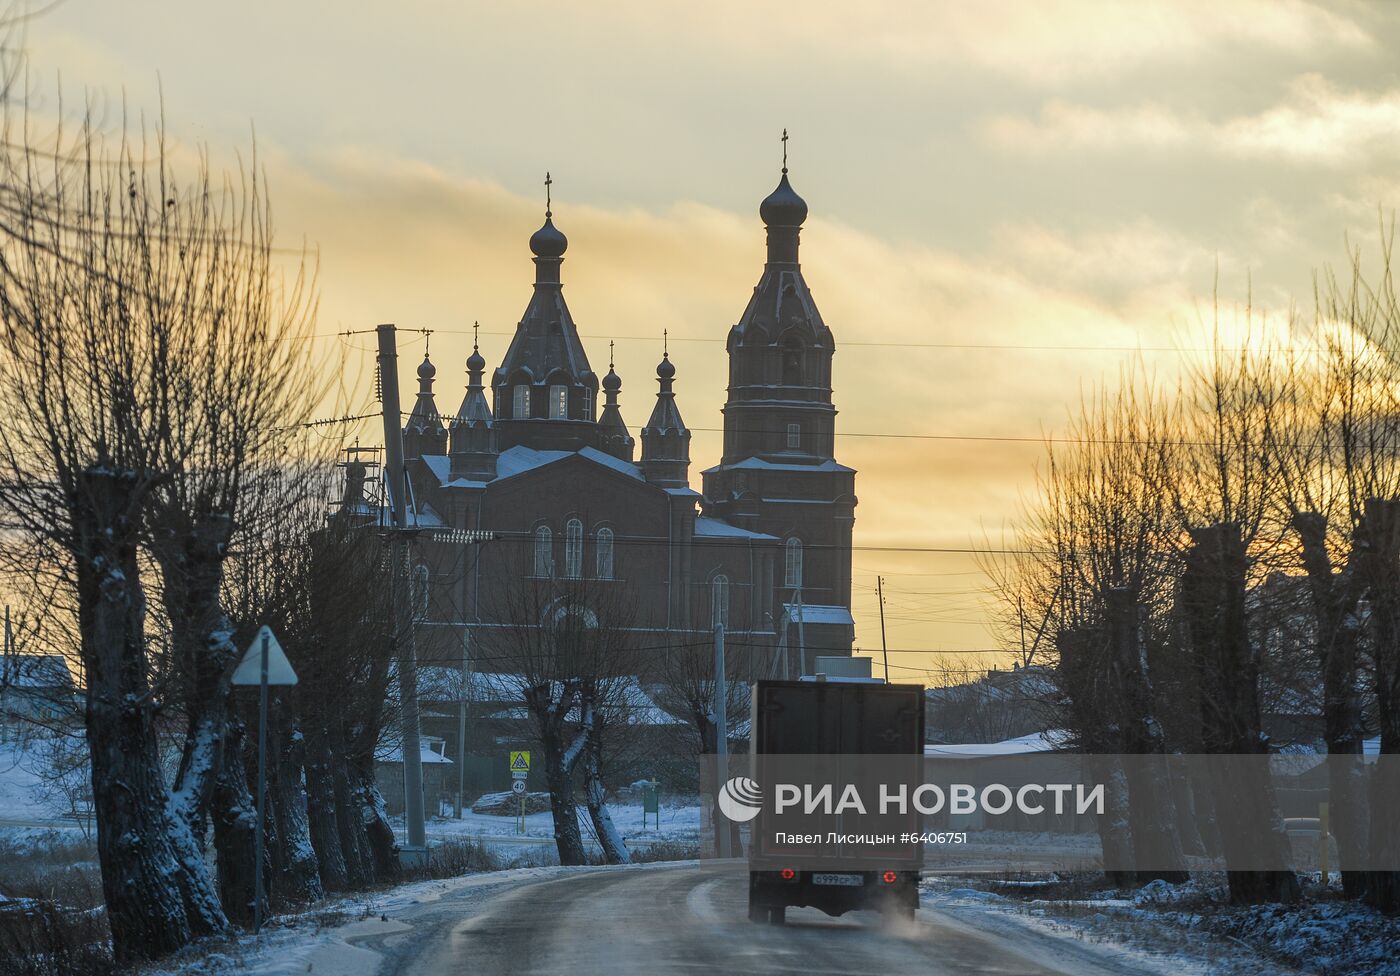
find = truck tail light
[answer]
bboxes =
[882,871,898,884]
[780,868,796,881]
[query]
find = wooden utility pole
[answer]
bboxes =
[877,576,890,683]
[713,620,730,859]
[376,324,427,860]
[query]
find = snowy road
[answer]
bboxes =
[342,862,1172,976]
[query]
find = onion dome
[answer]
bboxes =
[417,354,437,379]
[529,213,568,258]
[602,365,622,391]
[466,346,486,374]
[656,352,675,379]
[760,171,808,228]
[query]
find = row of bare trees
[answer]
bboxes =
[991,233,1400,912]
[0,97,407,958]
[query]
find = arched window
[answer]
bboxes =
[533,525,553,577]
[711,575,729,630]
[412,564,430,619]
[550,384,569,419]
[513,384,531,419]
[784,537,803,589]
[781,336,804,386]
[564,518,584,578]
[596,527,614,579]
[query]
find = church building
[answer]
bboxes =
[374,159,857,678]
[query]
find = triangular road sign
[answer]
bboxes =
[231,626,298,686]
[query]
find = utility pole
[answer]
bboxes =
[877,575,890,684]
[456,628,471,818]
[794,587,806,678]
[713,619,730,859]
[377,323,428,862]
[1017,595,1029,668]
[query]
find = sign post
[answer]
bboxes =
[231,625,298,935]
[510,751,530,835]
[643,780,659,830]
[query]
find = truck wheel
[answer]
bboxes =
[768,906,786,925]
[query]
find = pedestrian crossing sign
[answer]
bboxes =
[509,751,531,772]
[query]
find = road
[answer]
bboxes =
[349,862,1165,976]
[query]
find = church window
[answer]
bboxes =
[534,525,554,577]
[596,527,614,579]
[565,518,584,578]
[782,337,804,386]
[784,537,803,589]
[550,385,569,419]
[786,423,801,449]
[711,574,729,630]
[583,388,595,421]
[513,384,530,419]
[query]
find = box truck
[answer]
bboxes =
[745,668,924,924]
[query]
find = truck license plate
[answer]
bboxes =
[812,873,864,887]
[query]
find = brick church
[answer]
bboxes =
[376,160,857,678]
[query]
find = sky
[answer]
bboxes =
[19,0,1400,683]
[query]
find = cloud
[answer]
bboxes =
[984,74,1400,167]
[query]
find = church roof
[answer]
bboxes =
[694,517,777,540]
[420,444,647,487]
[494,181,595,391]
[700,457,854,475]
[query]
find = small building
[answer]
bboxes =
[1,655,77,727]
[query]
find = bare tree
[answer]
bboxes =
[484,550,638,866]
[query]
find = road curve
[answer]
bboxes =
[374,862,1157,976]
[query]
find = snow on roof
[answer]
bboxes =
[701,457,855,475]
[781,604,855,626]
[924,729,1069,759]
[416,666,523,702]
[577,447,644,481]
[694,517,777,540]
[2,655,74,690]
[375,743,453,765]
[494,445,571,481]
[420,454,451,484]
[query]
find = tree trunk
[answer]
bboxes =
[269,722,323,904]
[1056,626,1134,886]
[1292,511,1368,899]
[212,720,262,927]
[544,732,588,866]
[330,743,373,887]
[1356,498,1400,914]
[1105,588,1188,884]
[304,738,349,891]
[1181,523,1299,904]
[354,764,400,882]
[76,468,228,962]
[582,709,629,864]
[161,514,239,846]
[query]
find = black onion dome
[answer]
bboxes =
[759,172,808,227]
[529,214,568,258]
[602,366,622,391]
[466,347,486,374]
[417,354,436,379]
[657,354,675,379]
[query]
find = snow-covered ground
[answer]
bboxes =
[923,873,1400,976]
[392,799,700,849]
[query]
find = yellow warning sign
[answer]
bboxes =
[509,751,531,772]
